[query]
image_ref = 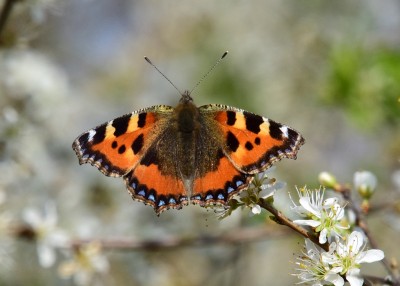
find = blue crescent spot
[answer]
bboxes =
[193,195,201,200]
[169,198,177,204]
[180,196,188,202]
[217,193,225,200]
[148,194,156,202]
[138,190,146,197]
[131,182,137,189]
[227,186,235,193]
[236,180,244,187]
[158,200,165,206]
[206,194,213,200]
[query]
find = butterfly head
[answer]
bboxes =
[179,90,194,104]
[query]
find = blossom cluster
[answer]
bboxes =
[217,168,285,218]
[294,231,384,286]
[292,171,385,286]
[290,186,349,244]
[228,169,386,285]
[22,203,109,285]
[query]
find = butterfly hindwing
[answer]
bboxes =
[72,105,173,177]
[124,161,188,214]
[191,155,252,206]
[200,104,305,174]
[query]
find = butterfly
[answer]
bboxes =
[72,54,305,215]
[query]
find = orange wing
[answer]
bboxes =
[200,104,305,174]
[191,155,252,206]
[124,156,187,215]
[72,105,172,177]
[73,105,189,214]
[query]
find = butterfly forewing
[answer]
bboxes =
[72,105,173,177]
[200,104,305,174]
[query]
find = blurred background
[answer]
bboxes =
[0,0,399,285]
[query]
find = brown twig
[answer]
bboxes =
[0,0,19,42]
[259,198,329,251]
[11,223,292,251]
[68,227,292,251]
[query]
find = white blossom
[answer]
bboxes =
[322,231,385,286]
[292,187,349,244]
[23,202,69,268]
[294,239,344,286]
[0,50,68,107]
[58,241,109,286]
[240,171,284,215]
[217,170,285,218]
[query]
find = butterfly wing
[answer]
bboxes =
[189,104,304,207]
[123,140,189,215]
[73,105,189,214]
[72,106,169,177]
[202,104,305,174]
[191,153,253,207]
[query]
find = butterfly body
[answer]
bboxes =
[73,90,304,214]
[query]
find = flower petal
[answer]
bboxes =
[325,272,344,286]
[323,197,338,207]
[293,219,321,227]
[347,231,364,254]
[299,197,321,217]
[251,205,261,215]
[37,243,55,268]
[319,228,328,244]
[346,268,363,286]
[356,249,384,263]
[23,208,42,227]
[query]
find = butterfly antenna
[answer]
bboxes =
[144,56,183,95]
[190,51,228,95]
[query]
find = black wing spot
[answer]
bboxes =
[245,141,253,150]
[118,145,126,154]
[111,141,118,149]
[268,120,283,140]
[226,111,236,126]
[226,131,239,152]
[132,134,144,154]
[112,114,131,137]
[137,113,147,128]
[244,112,263,134]
[92,124,107,144]
[254,137,261,145]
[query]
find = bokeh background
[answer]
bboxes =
[0,0,400,285]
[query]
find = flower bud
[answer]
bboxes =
[354,171,377,200]
[318,172,337,188]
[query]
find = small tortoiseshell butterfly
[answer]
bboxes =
[72,52,305,214]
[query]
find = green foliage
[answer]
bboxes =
[323,45,400,129]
